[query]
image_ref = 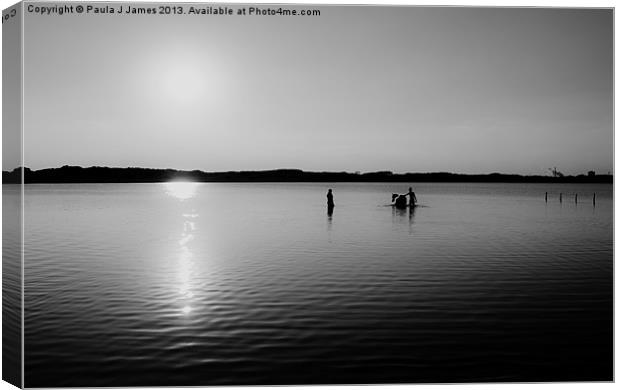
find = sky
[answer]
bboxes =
[2,1,21,171]
[14,5,613,175]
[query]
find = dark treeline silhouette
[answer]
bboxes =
[1,165,613,184]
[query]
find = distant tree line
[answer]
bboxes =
[1,165,613,184]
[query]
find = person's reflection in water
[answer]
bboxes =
[326,208,333,238]
[327,207,333,228]
[408,204,416,234]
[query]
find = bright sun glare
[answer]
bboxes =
[161,64,205,102]
[164,182,200,200]
[148,55,210,109]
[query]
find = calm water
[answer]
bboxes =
[3,185,22,387]
[15,182,613,386]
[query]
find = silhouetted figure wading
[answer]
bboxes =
[392,187,417,209]
[326,189,335,214]
[408,187,417,207]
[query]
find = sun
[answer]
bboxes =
[139,50,213,110]
[133,44,234,115]
[158,62,207,105]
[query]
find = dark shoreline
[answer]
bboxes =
[2,166,612,184]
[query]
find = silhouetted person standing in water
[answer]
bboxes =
[326,189,335,214]
[408,187,417,207]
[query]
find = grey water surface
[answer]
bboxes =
[17,182,612,386]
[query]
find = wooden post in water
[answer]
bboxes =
[575,193,578,204]
[559,193,562,203]
[545,192,548,202]
[593,193,596,206]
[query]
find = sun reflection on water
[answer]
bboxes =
[166,182,201,316]
[181,305,192,315]
[164,181,200,201]
[177,242,194,316]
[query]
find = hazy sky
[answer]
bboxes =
[20,5,612,175]
[3,2,21,171]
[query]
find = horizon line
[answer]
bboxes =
[2,165,613,178]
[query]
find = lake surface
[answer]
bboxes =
[14,182,613,386]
